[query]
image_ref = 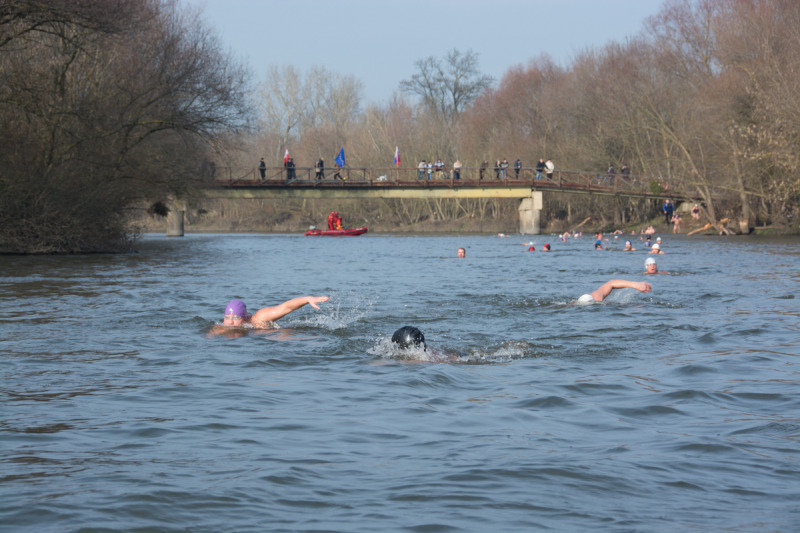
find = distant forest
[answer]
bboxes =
[2,0,798,252]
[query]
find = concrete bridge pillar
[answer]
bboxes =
[166,199,185,237]
[518,191,543,234]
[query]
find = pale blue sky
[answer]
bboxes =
[185,0,665,104]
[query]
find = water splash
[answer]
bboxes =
[291,290,378,331]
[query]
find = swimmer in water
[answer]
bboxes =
[389,326,462,363]
[644,257,669,275]
[543,243,551,251]
[457,247,466,258]
[208,296,329,336]
[577,280,652,304]
[622,240,636,251]
[649,243,665,254]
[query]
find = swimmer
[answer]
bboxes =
[457,247,466,258]
[649,243,665,254]
[622,240,636,251]
[644,257,669,275]
[208,296,329,335]
[543,243,551,251]
[528,245,535,252]
[389,326,462,363]
[577,280,652,304]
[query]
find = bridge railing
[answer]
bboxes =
[208,166,686,197]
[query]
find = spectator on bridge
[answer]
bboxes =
[453,159,462,180]
[494,160,501,180]
[286,157,296,180]
[663,199,674,224]
[620,164,630,181]
[315,157,325,181]
[417,160,426,180]
[544,159,554,180]
[535,159,545,181]
[434,159,444,179]
[427,161,433,180]
[514,159,522,179]
[500,158,509,179]
[259,158,266,181]
[479,160,488,180]
[607,164,616,185]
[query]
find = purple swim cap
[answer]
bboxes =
[225,299,247,317]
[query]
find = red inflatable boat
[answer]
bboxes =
[304,227,368,237]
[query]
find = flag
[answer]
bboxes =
[394,146,400,166]
[283,148,290,164]
[335,148,345,168]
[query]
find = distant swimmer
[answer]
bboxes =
[543,243,551,251]
[457,247,466,258]
[622,240,636,251]
[644,257,669,275]
[577,280,652,304]
[208,296,329,336]
[649,243,665,254]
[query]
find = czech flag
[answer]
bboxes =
[283,148,290,164]
[394,146,400,166]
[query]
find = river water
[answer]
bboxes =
[1,232,798,532]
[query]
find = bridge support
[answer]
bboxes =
[518,191,543,234]
[166,199,185,237]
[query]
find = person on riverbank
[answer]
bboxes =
[208,296,329,335]
[644,257,669,275]
[577,280,652,304]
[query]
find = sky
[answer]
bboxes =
[184,0,666,104]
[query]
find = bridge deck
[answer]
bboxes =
[202,167,695,201]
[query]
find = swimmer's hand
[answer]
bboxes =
[637,282,652,293]
[308,296,330,309]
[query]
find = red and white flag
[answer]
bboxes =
[394,146,400,166]
[283,148,290,164]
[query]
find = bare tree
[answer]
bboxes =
[400,49,493,124]
[0,0,251,253]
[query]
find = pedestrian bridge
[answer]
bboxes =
[168,165,697,236]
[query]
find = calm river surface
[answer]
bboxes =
[1,232,799,532]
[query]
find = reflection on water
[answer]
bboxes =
[1,233,798,532]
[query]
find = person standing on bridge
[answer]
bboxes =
[259,158,266,181]
[453,159,462,180]
[514,159,522,179]
[500,158,509,180]
[315,157,325,181]
[544,159,554,181]
[535,159,545,181]
[480,160,488,181]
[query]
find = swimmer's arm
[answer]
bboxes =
[591,280,652,301]
[250,296,330,326]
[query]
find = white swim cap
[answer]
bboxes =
[652,243,660,250]
[645,257,656,266]
[577,294,595,305]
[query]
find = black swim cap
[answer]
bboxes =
[391,326,426,349]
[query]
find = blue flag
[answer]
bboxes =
[335,148,345,168]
